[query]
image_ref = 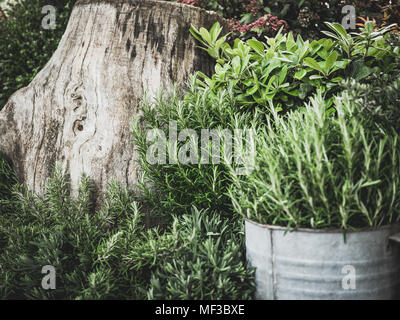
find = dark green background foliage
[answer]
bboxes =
[255,0,395,39]
[170,1,398,39]
[0,0,76,109]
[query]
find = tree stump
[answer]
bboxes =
[0,0,227,199]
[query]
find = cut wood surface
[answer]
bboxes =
[0,0,227,200]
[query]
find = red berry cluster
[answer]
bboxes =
[228,14,288,34]
[176,0,203,6]
[244,0,263,16]
[175,0,288,37]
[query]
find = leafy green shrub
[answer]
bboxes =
[0,169,147,299]
[0,165,254,299]
[132,78,259,217]
[337,33,400,133]
[148,207,255,300]
[341,77,400,134]
[190,21,399,113]
[228,90,400,230]
[0,0,76,109]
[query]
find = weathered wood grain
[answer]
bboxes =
[0,0,227,200]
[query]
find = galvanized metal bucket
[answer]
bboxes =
[245,220,400,300]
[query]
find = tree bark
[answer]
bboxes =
[0,0,227,200]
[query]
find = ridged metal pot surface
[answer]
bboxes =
[245,220,400,300]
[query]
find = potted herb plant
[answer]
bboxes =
[228,91,400,300]
[191,20,400,300]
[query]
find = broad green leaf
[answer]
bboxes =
[209,22,221,42]
[206,48,217,59]
[310,74,323,80]
[321,31,341,42]
[266,48,275,59]
[199,27,212,44]
[331,77,343,83]
[294,69,307,80]
[317,49,329,60]
[279,65,288,85]
[267,38,276,48]
[214,37,227,51]
[189,26,204,43]
[322,39,334,50]
[266,75,277,92]
[304,57,324,74]
[286,32,296,51]
[296,34,305,47]
[215,64,223,73]
[334,59,351,69]
[247,39,265,55]
[326,22,350,42]
[232,56,241,74]
[325,51,338,73]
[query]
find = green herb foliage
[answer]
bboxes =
[132,79,260,217]
[229,90,400,230]
[0,161,254,299]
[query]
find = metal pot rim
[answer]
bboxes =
[244,218,400,234]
